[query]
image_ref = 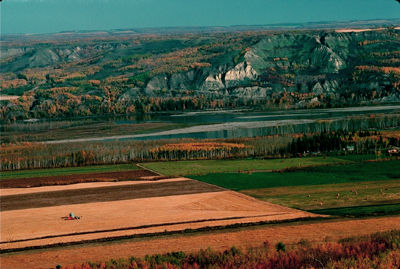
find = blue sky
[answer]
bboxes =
[1,0,400,34]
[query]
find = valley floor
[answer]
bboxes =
[1,156,399,268]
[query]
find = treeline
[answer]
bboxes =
[65,230,400,269]
[288,130,394,155]
[150,142,252,160]
[2,127,399,171]
[289,131,346,154]
[288,129,400,156]
[0,92,273,122]
[0,136,291,171]
[2,114,400,170]
[3,86,400,123]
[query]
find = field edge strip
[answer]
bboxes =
[0,216,327,254]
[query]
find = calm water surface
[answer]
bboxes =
[43,105,400,144]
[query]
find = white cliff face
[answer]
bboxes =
[67,47,83,61]
[311,45,345,73]
[312,80,340,95]
[331,55,345,72]
[0,48,31,60]
[323,80,339,92]
[201,62,258,90]
[205,73,223,83]
[225,62,258,87]
[244,49,266,74]
[312,82,324,95]
[28,48,60,67]
[47,49,60,62]
[202,73,225,91]
[325,46,345,72]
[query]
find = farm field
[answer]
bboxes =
[0,177,188,196]
[0,179,223,210]
[0,169,160,188]
[0,163,140,180]
[56,229,400,268]
[141,156,350,176]
[2,216,400,269]
[189,160,400,190]
[311,203,400,217]
[1,156,400,268]
[242,180,400,214]
[189,160,400,217]
[0,177,317,253]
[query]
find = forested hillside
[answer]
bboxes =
[1,28,400,121]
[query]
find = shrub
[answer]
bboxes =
[275,242,286,252]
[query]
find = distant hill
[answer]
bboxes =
[1,22,400,121]
[2,18,400,41]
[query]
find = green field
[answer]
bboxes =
[190,160,400,217]
[189,161,400,190]
[310,203,400,217]
[0,163,139,180]
[242,180,400,210]
[141,157,350,176]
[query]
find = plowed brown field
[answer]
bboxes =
[0,170,160,188]
[0,178,317,251]
[0,177,322,269]
[1,180,223,211]
[0,177,188,196]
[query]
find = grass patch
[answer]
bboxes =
[241,180,400,211]
[142,157,349,176]
[206,160,400,218]
[190,160,400,191]
[0,164,139,180]
[334,154,385,162]
[310,203,400,217]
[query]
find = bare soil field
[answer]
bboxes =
[0,177,188,196]
[0,178,316,251]
[1,216,400,269]
[1,179,223,211]
[0,169,159,188]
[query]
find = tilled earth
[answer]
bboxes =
[0,170,159,188]
[0,176,321,269]
[1,180,223,211]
